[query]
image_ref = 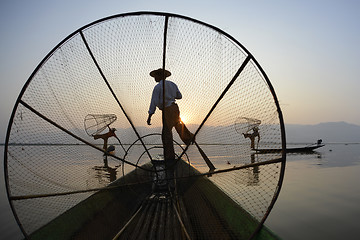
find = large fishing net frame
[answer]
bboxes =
[4,12,286,239]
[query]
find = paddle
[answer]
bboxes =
[194,141,216,173]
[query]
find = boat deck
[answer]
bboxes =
[115,192,192,240]
[29,160,281,240]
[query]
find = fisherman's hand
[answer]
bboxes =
[147,115,152,125]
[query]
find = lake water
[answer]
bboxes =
[266,143,360,240]
[1,143,360,240]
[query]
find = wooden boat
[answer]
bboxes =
[254,144,325,154]
[28,159,281,240]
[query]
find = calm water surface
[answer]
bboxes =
[1,144,360,240]
[266,143,360,240]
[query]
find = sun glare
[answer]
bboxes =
[180,115,188,124]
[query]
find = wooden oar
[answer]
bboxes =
[194,141,216,173]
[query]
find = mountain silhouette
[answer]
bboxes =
[286,121,360,143]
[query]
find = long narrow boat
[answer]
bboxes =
[254,144,325,154]
[28,159,280,240]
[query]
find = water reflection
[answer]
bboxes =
[88,146,119,186]
[91,165,117,184]
[234,153,260,186]
[248,153,260,186]
[287,150,322,158]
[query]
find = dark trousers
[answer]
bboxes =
[162,103,194,162]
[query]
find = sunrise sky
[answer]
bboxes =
[1,0,359,141]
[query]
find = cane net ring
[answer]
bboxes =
[4,12,286,239]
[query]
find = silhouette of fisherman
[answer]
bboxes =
[93,126,116,167]
[243,126,260,149]
[93,127,117,151]
[147,68,194,164]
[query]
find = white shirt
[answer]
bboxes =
[148,80,182,114]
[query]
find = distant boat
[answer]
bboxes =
[254,143,325,154]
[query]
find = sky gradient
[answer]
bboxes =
[1,0,359,142]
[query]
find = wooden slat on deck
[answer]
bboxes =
[115,193,192,240]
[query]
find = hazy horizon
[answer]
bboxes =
[1,121,359,145]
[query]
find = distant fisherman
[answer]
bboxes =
[93,127,117,167]
[243,126,260,149]
[93,127,117,152]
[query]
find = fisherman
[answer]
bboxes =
[243,126,260,149]
[93,127,117,167]
[147,68,194,164]
[93,127,117,151]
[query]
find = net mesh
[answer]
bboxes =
[4,13,285,239]
[84,114,117,136]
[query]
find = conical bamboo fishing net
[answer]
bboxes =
[4,12,286,240]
